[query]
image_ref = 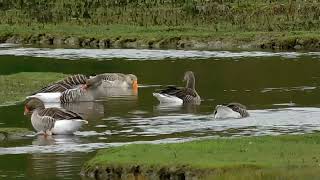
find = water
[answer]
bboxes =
[1,44,320,179]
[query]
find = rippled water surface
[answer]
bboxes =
[1,44,320,179]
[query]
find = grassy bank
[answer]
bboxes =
[82,134,320,179]
[0,72,67,105]
[0,128,34,141]
[1,0,319,31]
[0,0,320,50]
[1,24,320,50]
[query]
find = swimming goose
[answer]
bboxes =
[214,102,249,119]
[24,98,88,135]
[32,73,138,94]
[27,75,105,103]
[99,73,138,89]
[153,71,201,105]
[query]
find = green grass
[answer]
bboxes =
[1,0,319,32]
[0,128,31,134]
[1,24,320,51]
[83,134,320,179]
[0,72,67,105]
[1,24,320,40]
[1,0,320,50]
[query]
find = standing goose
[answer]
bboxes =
[27,75,105,103]
[153,71,201,105]
[24,98,88,135]
[214,102,249,119]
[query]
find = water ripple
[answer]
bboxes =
[1,47,320,60]
[1,107,320,154]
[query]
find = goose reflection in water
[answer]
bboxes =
[28,144,85,180]
[32,134,82,146]
[154,103,199,114]
[42,88,138,120]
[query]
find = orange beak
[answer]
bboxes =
[24,106,29,115]
[133,80,138,89]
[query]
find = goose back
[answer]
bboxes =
[60,88,87,103]
[226,103,249,118]
[156,86,200,104]
[214,103,249,119]
[32,74,88,94]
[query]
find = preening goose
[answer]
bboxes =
[32,74,89,94]
[24,98,88,135]
[27,75,105,103]
[32,73,138,95]
[153,71,201,105]
[214,102,249,119]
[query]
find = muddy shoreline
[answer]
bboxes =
[81,165,230,180]
[2,33,320,51]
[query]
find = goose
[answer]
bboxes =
[32,74,88,94]
[27,75,105,103]
[31,73,138,94]
[99,73,138,89]
[24,98,88,135]
[214,102,249,119]
[153,71,201,105]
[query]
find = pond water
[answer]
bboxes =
[1,44,320,179]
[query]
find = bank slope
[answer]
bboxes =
[82,134,320,179]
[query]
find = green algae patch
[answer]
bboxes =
[0,128,34,141]
[82,134,320,179]
[0,72,67,105]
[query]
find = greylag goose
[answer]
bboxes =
[32,73,138,95]
[32,74,88,94]
[214,102,249,119]
[24,98,88,135]
[153,71,201,105]
[27,75,105,103]
[99,73,138,89]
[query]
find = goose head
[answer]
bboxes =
[24,98,45,115]
[183,71,195,89]
[126,74,138,89]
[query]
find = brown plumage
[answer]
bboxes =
[153,71,201,104]
[31,73,138,95]
[225,103,250,118]
[213,102,250,118]
[31,74,88,94]
[24,98,86,135]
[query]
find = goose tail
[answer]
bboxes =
[153,93,183,104]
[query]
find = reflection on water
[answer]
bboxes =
[1,46,320,179]
[61,102,104,120]
[154,103,199,114]
[43,88,138,120]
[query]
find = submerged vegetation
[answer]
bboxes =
[0,72,66,105]
[0,0,319,50]
[82,134,320,179]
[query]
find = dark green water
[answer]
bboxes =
[0,47,320,179]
